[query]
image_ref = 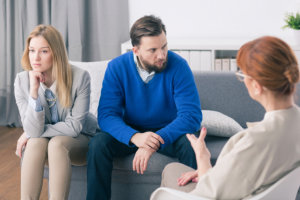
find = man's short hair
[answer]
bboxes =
[130,15,166,47]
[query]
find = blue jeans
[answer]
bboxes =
[86,131,196,200]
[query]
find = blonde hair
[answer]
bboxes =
[21,25,72,108]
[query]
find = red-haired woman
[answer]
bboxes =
[152,36,300,199]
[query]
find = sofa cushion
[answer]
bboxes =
[202,110,243,137]
[70,60,109,117]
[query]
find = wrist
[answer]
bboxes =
[30,89,38,99]
[130,132,140,145]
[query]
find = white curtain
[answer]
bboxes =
[0,0,129,126]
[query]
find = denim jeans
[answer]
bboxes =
[86,131,196,200]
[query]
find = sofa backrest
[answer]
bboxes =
[71,60,300,129]
[194,72,300,128]
[70,60,109,117]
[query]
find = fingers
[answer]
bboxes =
[16,141,25,158]
[177,174,191,186]
[177,171,198,186]
[151,134,164,144]
[186,133,197,143]
[16,133,28,158]
[192,177,199,183]
[133,155,137,172]
[147,137,160,150]
[199,127,207,141]
[16,145,22,158]
[132,148,152,174]
[141,132,164,150]
[133,156,146,174]
[142,156,149,174]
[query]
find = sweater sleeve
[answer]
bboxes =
[156,61,202,148]
[98,62,138,145]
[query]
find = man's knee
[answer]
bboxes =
[175,134,194,152]
[88,132,114,157]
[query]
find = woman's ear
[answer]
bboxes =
[252,79,263,95]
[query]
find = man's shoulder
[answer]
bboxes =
[167,50,186,62]
[166,50,190,73]
[107,51,135,75]
[110,51,134,65]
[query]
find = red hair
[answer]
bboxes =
[237,36,299,95]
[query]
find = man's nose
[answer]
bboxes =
[157,49,166,59]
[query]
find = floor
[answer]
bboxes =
[0,126,48,200]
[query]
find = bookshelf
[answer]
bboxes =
[121,38,300,72]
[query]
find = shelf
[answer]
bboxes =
[121,38,300,72]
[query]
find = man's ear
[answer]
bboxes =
[132,46,139,56]
[252,79,263,95]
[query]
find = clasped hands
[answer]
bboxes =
[130,131,164,174]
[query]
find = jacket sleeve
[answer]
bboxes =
[40,70,91,138]
[14,72,46,137]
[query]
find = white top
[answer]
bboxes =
[133,53,155,83]
[191,105,300,199]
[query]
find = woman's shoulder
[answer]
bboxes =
[15,70,29,83]
[70,65,90,79]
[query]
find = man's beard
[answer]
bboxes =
[138,56,168,73]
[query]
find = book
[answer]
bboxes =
[230,58,237,71]
[189,51,202,72]
[175,50,190,66]
[200,51,212,71]
[222,59,230,71]
[214,59,222,71]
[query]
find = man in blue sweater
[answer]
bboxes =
[87,15,202,200]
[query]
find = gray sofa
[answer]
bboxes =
[44,68,300,200]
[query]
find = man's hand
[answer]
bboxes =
[132,147,155,174]
[177,170,199,186]
[130,131,164,151]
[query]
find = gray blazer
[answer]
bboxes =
[14,65,98,138]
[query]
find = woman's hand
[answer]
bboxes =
[15,132,29,158]
[186,127,211,160]
[29,71,45,99]
[186,127,212,177]
[177,170,199,186]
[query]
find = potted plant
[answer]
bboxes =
[283,12,300,45]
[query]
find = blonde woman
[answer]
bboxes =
[14,24,98,200]
[153,36,300,199]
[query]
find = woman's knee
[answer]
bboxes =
[162,162,185,178]
[48,136,70,156]
[26,138,48,152]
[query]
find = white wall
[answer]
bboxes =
[129,0,300,45]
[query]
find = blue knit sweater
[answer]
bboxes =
[98,51,202,148]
